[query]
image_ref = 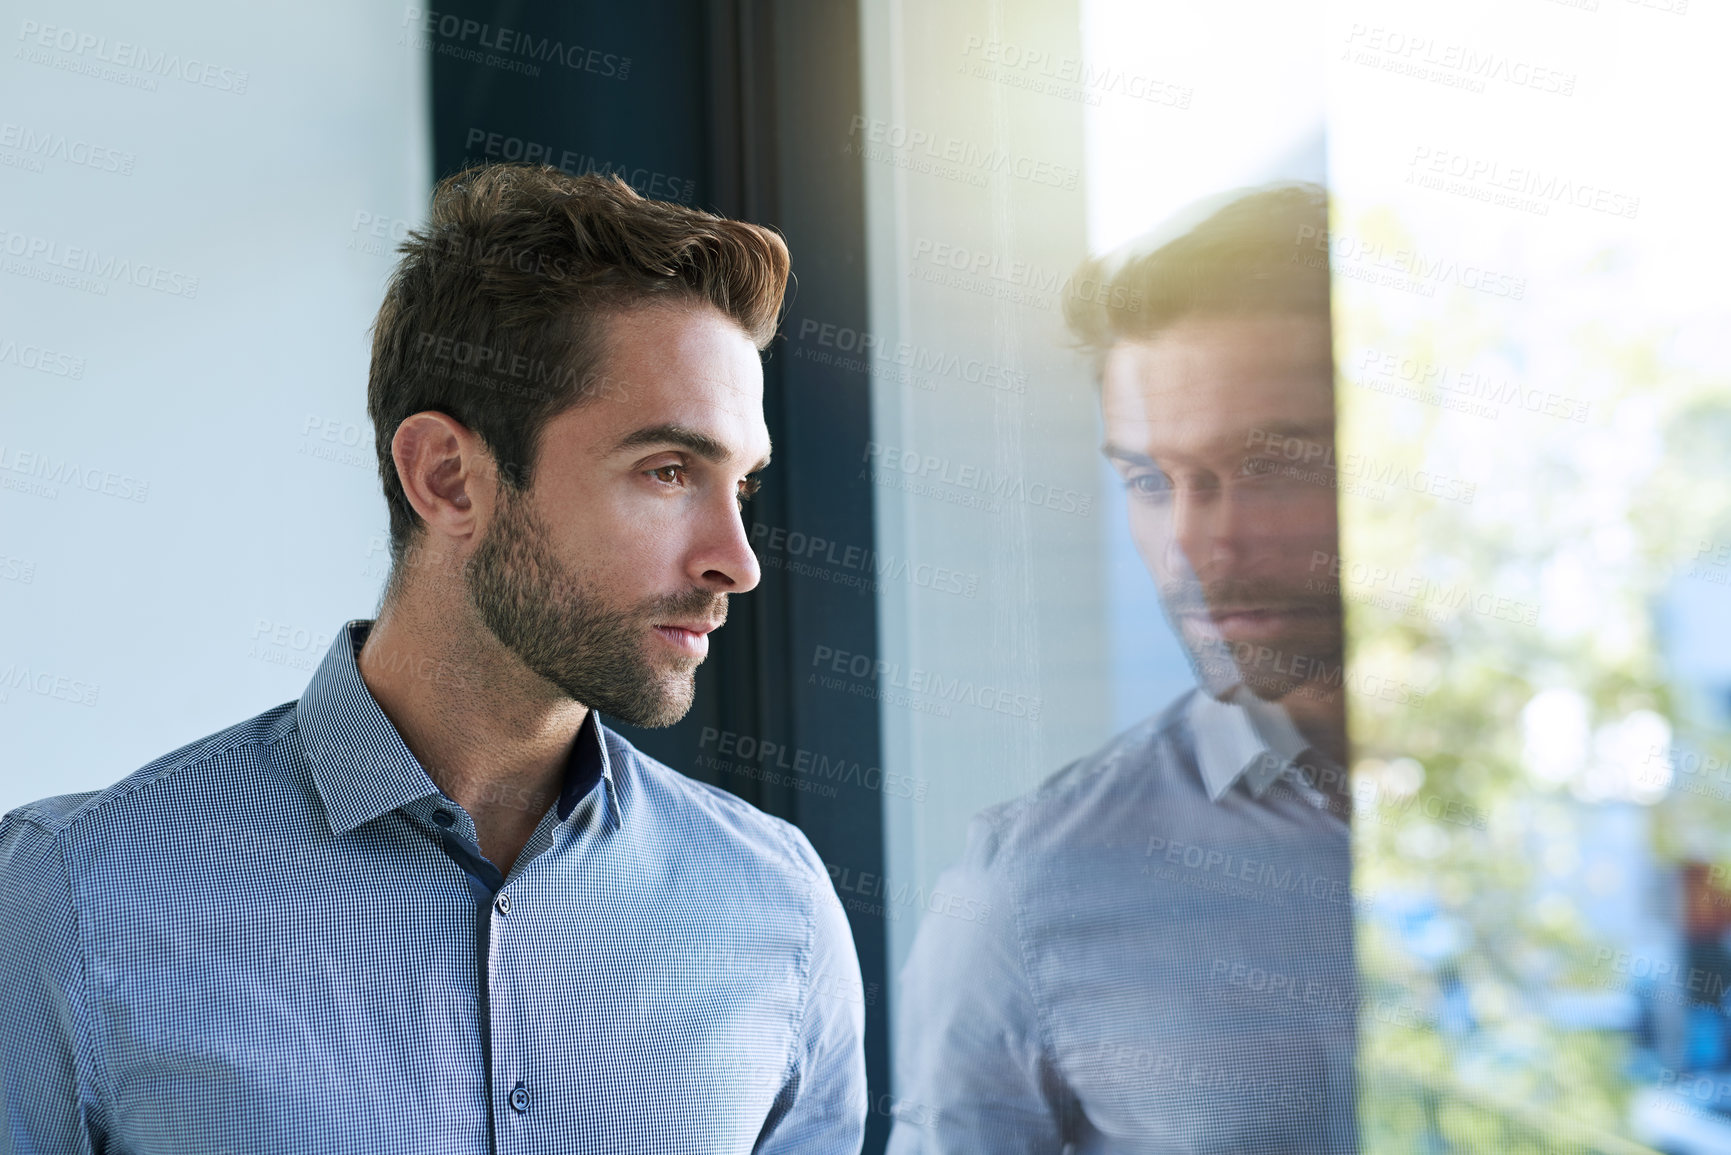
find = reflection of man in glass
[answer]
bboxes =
[888,185,1355,1153]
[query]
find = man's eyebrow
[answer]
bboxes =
[1101,442,1157,467]
[614,423,772,472]
[1244,419,1334,445]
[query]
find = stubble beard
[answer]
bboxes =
[1162,575,1344,702]
[464,487,723,728]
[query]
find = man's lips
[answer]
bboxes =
[1183,606,1329,643]
[652,622,719,657]
[656,620,721,636]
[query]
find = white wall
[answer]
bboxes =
[1,0,430,812]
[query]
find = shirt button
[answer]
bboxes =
[509,1082,530,1113]
[432,809,456,828]
[495,892,511,915]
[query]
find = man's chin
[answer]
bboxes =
[601,671,697,729]
[1181,624,1342,694]
[1232,668,1306,702]
[623,701,693,729]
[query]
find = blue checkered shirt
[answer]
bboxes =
[1,621,866,1154]
[886,692,1354,1153]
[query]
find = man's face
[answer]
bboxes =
[465,302,768,726]
[1101,312,1341,700]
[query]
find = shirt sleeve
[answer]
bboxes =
[0,810,105,1155]
[751,827,867,1155]
[885,815,1072,1155]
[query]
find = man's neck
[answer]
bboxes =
[357,593,586,877]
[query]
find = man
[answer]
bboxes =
[888,185,1356,1152]
[0,165,865,1153]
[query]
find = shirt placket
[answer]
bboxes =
[427,802,572,1155]
[425,806,511,1155]
[488,875,530,1155]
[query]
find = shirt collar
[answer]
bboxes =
[297,620,620,835]
[559,708,617,826]
[1189,685,1312,803]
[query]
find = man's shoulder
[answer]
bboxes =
[960,693,1196,870]
[600,725,828,885]
[2,700,300,847]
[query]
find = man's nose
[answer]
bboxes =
[691,494,762,593]
[1173,485,1249,575]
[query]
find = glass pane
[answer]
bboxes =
[1329,0,1731,1150]
[861,0,1345,1148]
[861,0,1731,1150]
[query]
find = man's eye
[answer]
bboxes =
[649,465,685,486]
[737,476,763,507]
[1126,472,1172,498]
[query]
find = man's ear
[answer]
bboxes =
[390,411,499,545]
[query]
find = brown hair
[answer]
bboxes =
[368,163,790,566]
[1063,182,1330,372]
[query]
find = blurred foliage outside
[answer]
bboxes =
[1335,203,1731,1151]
